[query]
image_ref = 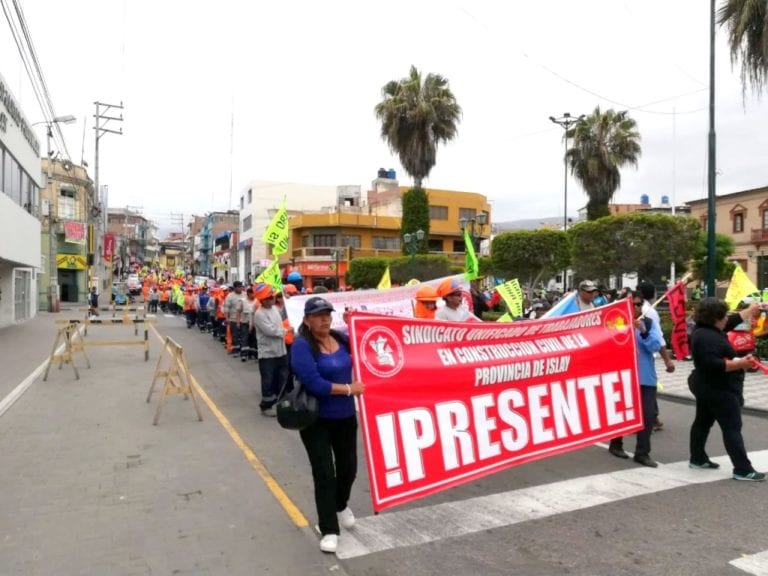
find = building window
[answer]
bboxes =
[453,240,466,252]
[429,205,448,220]
[243,215,252,232]
[763,209,768,229]
[248,188,252,204]
[59,187,76,220]
[240,196,244,210]
[734,212,744,233]
[341,235,361,248]
[313,234,337,247]
[459,207,477,222]
[428,239,443,252]
[372,236,400,250]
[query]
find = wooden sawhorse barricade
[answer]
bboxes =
[81,305,147,337]
[146,336,203,425]
[43,323,90,381]
[58,315,153,362]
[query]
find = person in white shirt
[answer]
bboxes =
[435,278,480,322]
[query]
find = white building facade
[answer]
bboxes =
[237,181,338,281]
[0,72,42,327]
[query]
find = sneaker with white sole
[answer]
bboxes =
[319,534,338,553]
[337,506,355,529]
[733,471,766,482]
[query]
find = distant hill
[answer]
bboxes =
[493,216,568,232]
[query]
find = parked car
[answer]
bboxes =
[126,274,141,295]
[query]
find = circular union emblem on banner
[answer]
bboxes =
[360,326,405,379]
[603,308,632,346]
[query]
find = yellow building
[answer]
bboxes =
[284,186,491,290]
[687,186,768,289]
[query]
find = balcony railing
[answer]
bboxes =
[287,246,466,264]
[751,228,768,244]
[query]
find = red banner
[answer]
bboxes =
[103,234,115,261]
[349,299,643,512]
[63,221,86,244]
[665,282,690,360]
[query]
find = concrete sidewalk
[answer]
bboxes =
[654,357,768,413]
[0,315,344,575]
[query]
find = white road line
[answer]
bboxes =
[730,551,768,575]
[0,326,84,418]
[337,451,768,559]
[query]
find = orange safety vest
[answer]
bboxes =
[215,294,226,319]
[184,293,195,311]
[282,318,294,346]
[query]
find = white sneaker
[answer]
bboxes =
[319,534,338,553]
[337,506,355,529]
[261,407,276,417]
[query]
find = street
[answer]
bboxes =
[2,311,768,576]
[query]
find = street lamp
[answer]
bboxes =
[459,213,487,253]
[403,229,425,277]
[331,247,345,290]
[549,112,584,290]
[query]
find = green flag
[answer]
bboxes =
[256,258,283,291]
[261,198,289,256]
[463,228,479,281]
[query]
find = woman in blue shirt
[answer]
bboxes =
[291,297,364,554]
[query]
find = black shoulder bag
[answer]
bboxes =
[276,332,349,431]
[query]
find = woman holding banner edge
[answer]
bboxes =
[292,296,365,554]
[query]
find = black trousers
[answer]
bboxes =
[610,386,656,457]
[690,387,753,475]
[258,355,289,410]
[300,416,358,536]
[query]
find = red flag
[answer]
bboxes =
[665,282,690,361]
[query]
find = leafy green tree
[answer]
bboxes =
[374,65,461,190]
[718,0,768,94]
[566,107,641,220]
[390,254,453,284]
[690,232,736,282]
[491,230,570,287]
[346,257,389,289]
[401,188,430,254]
[568,214,700,281]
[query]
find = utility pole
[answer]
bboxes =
[171,212,186,274]
[93,101,123,292]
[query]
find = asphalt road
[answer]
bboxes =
[158,313,768,576]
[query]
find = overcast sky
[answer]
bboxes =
[2,0,767,231]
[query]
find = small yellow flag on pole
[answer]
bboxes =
[495,278,524,317]
[256,258,283,291]
[377,266,391,290]
[261,198,289,256]
[724,263,760,310]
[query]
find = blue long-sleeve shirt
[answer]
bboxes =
[291,336,355,419]
[636,320,663,387]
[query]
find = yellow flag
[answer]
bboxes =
[495,278,524,317]
[256,258,283,291]
[496,312,513,323]
[261,198,289,256]
[724,263,759,310]
[463,228,479,281]
[377,266,391,290]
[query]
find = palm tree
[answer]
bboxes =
[718,0,768,94]
[565,106,641,221]
[374,65,462,190]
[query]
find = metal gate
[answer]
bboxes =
[14,268,31,321]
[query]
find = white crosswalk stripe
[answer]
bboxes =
[337,450,768,559]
